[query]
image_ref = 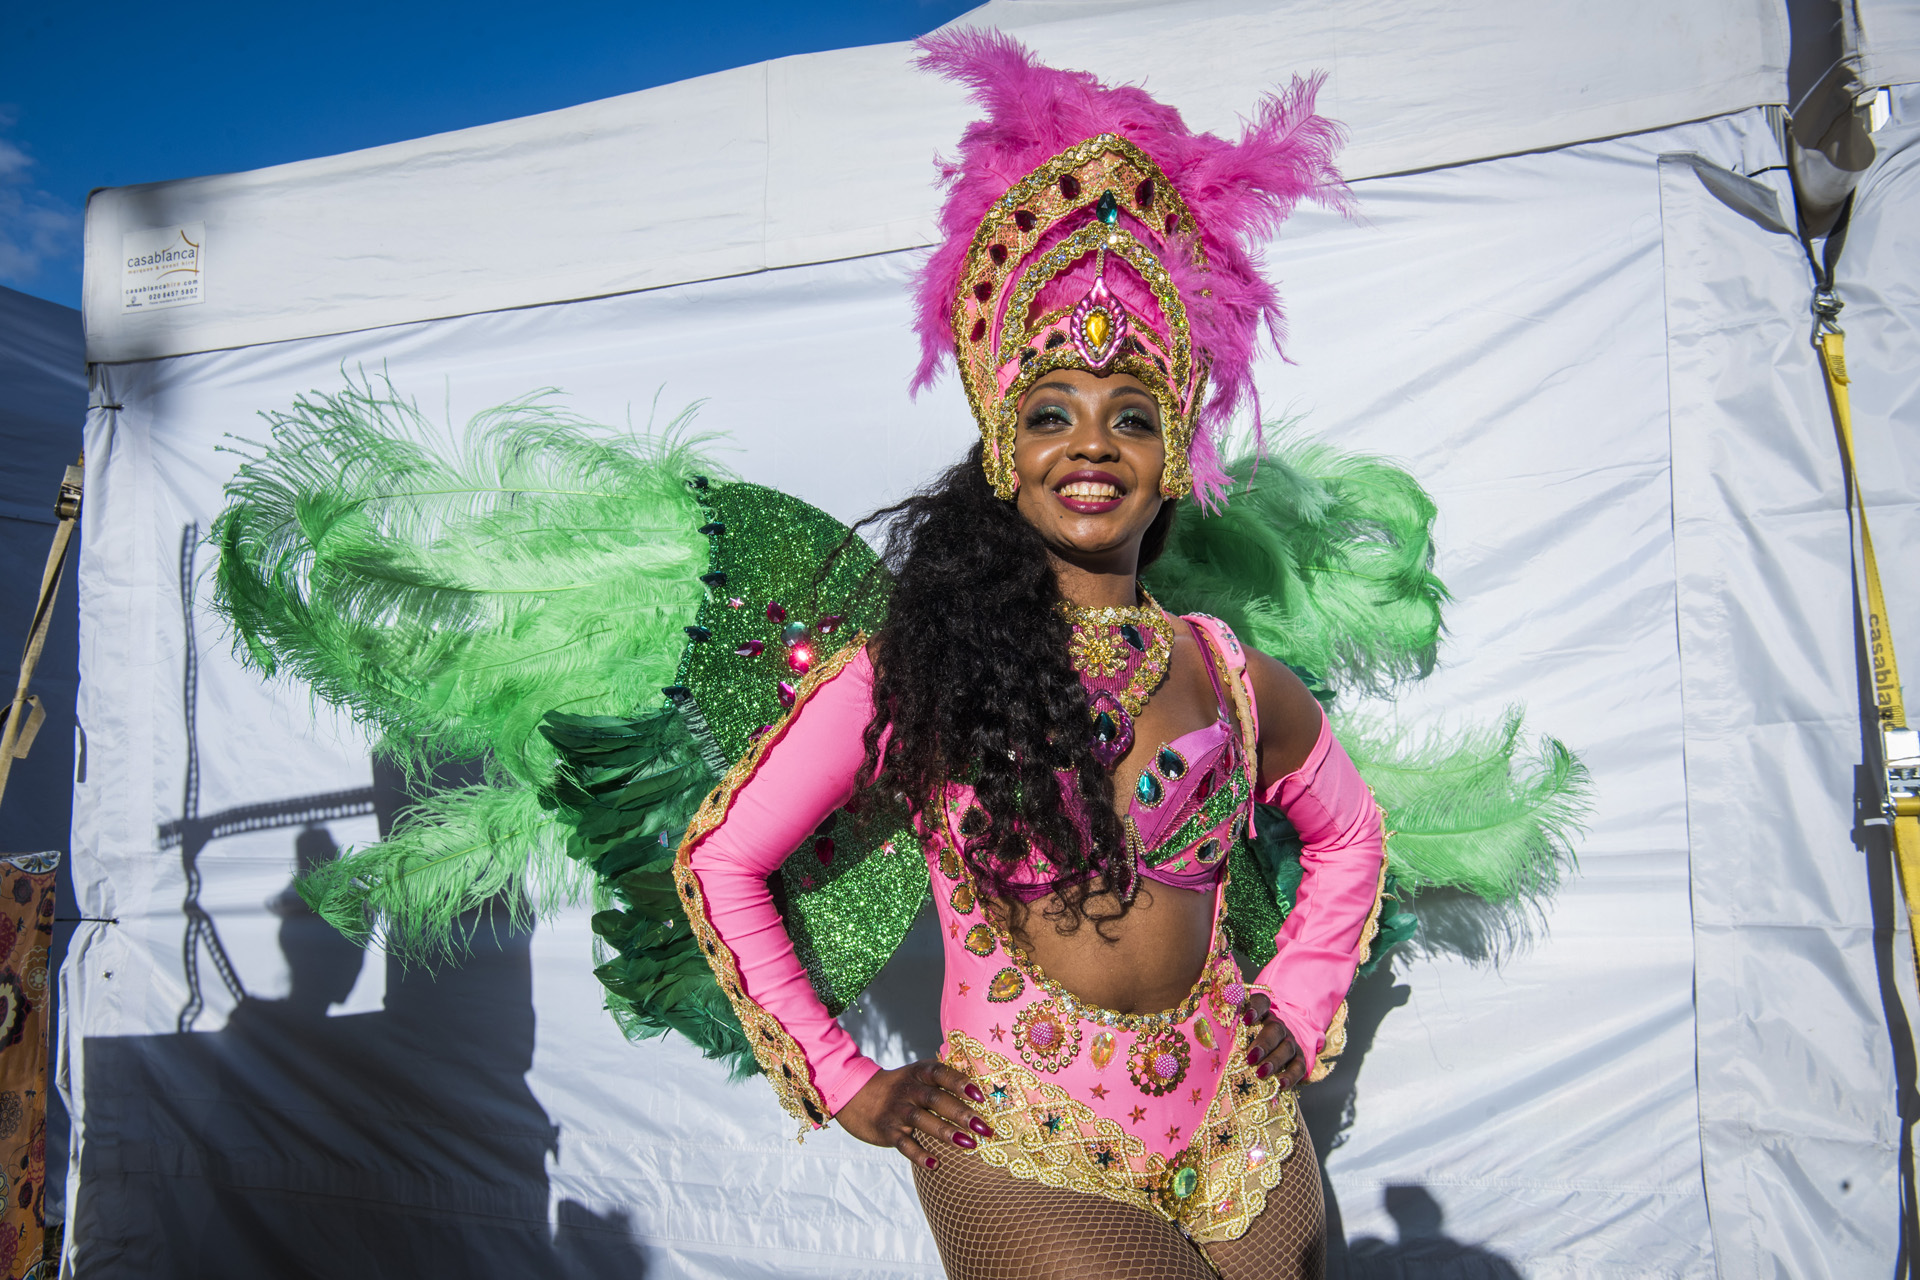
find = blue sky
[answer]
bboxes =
[0,1,976,310]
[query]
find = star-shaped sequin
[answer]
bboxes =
[947,921,959,939]
[1211,1056,1221,1072]
[990,1024,1006,1043]
[1189,1087,1204,1103]
[957,982,970,998]
[1089,1083,1108,1101]
[1128,1106,1147,1125]
[1165,1125,1182,1144]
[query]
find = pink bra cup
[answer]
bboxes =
[1128,718,1251,891]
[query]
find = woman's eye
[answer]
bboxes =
[1025,407,1071,430]
[1117,412,1159,434]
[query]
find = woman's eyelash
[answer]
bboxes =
[1026,407,1071,426]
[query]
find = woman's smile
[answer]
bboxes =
[1053,468,1128,513]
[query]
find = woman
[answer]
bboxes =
[673,32,1382,1279]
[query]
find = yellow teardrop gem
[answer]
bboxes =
[1084,308,1112,349]
[1091,1030,1116,1068]
[1193,1015,1216,1051]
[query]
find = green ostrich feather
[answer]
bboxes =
[211,375,716,958]
[1147,432,1449,692]
[1338,709,1590,901]
[211,374,713,787]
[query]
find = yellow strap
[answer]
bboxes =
[0,460,82,809]
[1816,333,1920,929]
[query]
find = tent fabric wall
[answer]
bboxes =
[61,5,1920,1278]
[61,97,1918,1276]
[77,0,1789,366]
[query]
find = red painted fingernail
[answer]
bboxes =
[1245,1046,1262,1065]
[964,1084,985,1103]
[970,1118,993,1137]
[1256,1062,1272,1079]
[925,1156,938,1169]
[952,1132,977,1149]
[1242,1005,1257,1026]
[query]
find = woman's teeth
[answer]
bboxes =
[1058,482,1121,499]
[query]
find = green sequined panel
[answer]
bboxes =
[1226,803,1415,978]
[675,480,929,1016]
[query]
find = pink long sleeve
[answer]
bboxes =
[678,648,884,1123]
[1253,711,1386,1078]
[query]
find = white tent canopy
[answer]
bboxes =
[64,2,1920,1277]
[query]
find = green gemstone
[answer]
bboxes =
[1170,1166,1199,1199]
[1156,747,1186,779]
[1136,771,1163,806]
[1094,710,1119,743]
[1096,190,1119,225]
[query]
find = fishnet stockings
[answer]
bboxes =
[911,1120,1324,1280]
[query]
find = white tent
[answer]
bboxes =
[61,2,1920,1276]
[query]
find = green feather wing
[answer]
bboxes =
[1147,432,1448,692]
[211,376,715,959]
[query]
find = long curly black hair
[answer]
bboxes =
[848,442,1176,935]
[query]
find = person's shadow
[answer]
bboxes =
[71,764,650,1279]
[1344,1184,1525,1279]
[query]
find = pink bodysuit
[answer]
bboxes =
[673,614,1385,1243]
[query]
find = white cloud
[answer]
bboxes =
[0,109,80,292]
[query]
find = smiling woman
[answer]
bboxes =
[675,30,1372,1280]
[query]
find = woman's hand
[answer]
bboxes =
[1242,992,1308,1088]
[836,1060,995,1168]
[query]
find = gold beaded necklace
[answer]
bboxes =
[1059,588,1175,768]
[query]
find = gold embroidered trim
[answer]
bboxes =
[944,1018,1301,1244]
[672,635,870,1132]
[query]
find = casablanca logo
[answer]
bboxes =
[122,222,207,312]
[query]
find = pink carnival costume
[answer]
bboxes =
[673,29,1379,1246]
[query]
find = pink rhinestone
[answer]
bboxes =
[777,681,796,708]
[733,640,764,658]
[750,723,773,739]
[766,601,787,623]
[816,614,845,635]
[787,644,813,674]
[814,836,835,865]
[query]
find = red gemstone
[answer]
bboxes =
[973,279,992,302]
[766,601,787,623]
[1014,208,1036,232]
[815,614,844,635]
[777,681,797,708]
[814,836,835,865]
[1164,212,1178,235]
[1136,179,1155,208]
[989,243,1007,265]
[1059,174,1080,199]
[970,317,987,343]
[751,723,774,739]
[734,640,764,658]
[787,644,813,674]
[1195,771,1215,801]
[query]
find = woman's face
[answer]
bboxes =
[1011,368,1167,571]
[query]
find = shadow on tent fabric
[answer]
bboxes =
[70,769,651,1279]
[1342,1185,1524,1280]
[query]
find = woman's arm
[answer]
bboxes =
[674,647,886,1124]
[1240,648,1387,1081]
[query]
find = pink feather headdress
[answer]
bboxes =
[910,30,1350,510]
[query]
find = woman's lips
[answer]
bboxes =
[1054,471,1125,514]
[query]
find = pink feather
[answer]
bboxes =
[909,29,1350,510]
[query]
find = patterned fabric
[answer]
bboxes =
[0,856,55,1280]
